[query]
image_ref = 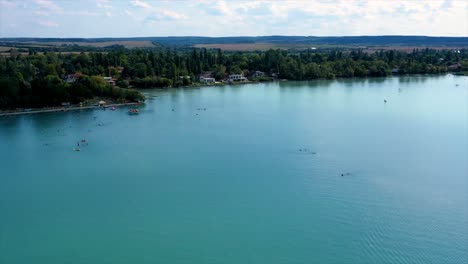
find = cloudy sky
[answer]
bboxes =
[0,0,467,38]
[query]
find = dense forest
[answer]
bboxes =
[1,47,467,109]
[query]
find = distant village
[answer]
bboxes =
[198,70,270,85]
[63,68,274,88]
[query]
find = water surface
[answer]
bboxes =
[0,75,467,264]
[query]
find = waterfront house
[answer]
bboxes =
[228,74,248,82]
[200,77,215,84]
[198,72,212,80]
[251,71,265,78]
[448,63,461,70]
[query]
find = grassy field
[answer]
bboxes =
[192,43,344,51]
[193,43,285,51]
[0,51,106,57]
[193,43,466,52]
[1,40,156,49]
[364,45,465,52]
[33,40,156,48]
[0,46,14,52]
[1,39,465,54]
[0,40,156,56]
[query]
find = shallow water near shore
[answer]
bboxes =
[0,75,467,264]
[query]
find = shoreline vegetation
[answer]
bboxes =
[1,46,467,111]
[0,102,140,116]
[1,72,464,117]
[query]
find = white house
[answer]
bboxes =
[200,77,215,84]
[228,74,248,82]
[103,76,115,86]
[198,72,212,80]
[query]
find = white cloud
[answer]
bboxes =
[34,10,50,16]
[146,9,187,22]
[38,20,59,27]
[69,10,98,17]
[160,9,187,20]
[129,1,188,22]
[131,0,151,9]
[0,0,16,8]
[34,0,63,13]
[269,1,289,19]
[1,0,467,37]
[97,0,112,9]
[214,0,234,16]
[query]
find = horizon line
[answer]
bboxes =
[1,35,468,39]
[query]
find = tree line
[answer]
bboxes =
[0,47,467,109]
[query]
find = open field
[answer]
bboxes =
[192,43,360,51]
[0,50,103,57]
[25,40,157,48]
[2,36,467,49]
[1,40,157,49]
[194,43,288,51]
[0,46,14,52]
[0,52,28,57]
[364,45,465,52]
[193,43,467,52]
[0,40,156,56]
[1,36,466,53]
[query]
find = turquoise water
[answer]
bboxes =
[0,75,466,264]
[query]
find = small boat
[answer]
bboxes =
[73,148,80,152]
[128,109,139,115]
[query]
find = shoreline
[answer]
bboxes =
[148,72,457,91]
[1,73,462,117]
[0,102,140,117]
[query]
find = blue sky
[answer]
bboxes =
[0,0,467,37]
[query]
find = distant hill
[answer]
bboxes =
[1,36,468,47]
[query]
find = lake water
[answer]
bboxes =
[0,75,467,264]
